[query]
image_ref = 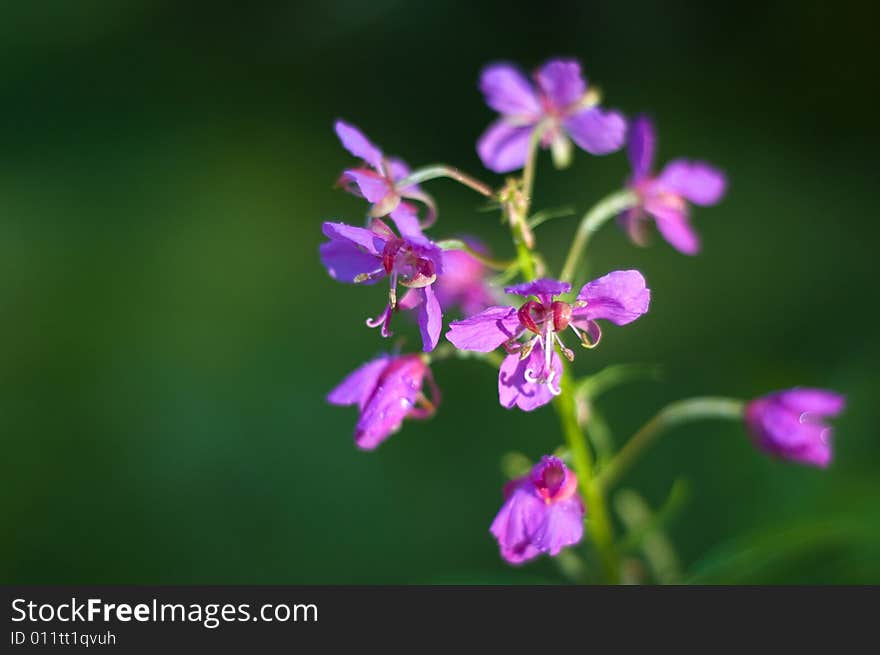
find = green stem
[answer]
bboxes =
[596,397,746,492]
[554,368,620,583]
[513,236,536,280]
[520,123,546,211]
[395,165,495,198]
[576,362,662,400]
[559,189,638,284]
[435,239,516,271]
[506,124,546,281]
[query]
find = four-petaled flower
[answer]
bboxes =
[335,120,432,235]
[327,353,440,450]
[446,272,650,410]
[490,455,585,564]
[619,115,726,255]
[745,388,845,468]
[320,218,444,351]
[477,58,627,173]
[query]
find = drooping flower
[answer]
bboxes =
[477,58,627,173]
[618,115,726,255]
[434,237,497,316]
[327,353,440,450]
[446,272,650,410]
[490,455,585,564]
[335,120,433,233]
[320,218,444,351]
[744,388,845,468]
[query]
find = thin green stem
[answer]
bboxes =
[559,189,638,284]
[576,363,662,400]
[513,235,536,280]
[554,368,620,583]
[395,165,495,198]
[435,239,517,271]
[520,123,546,212]
[596,397,746,492]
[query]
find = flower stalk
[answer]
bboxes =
[559,189,638,284]
[395,165,495,198]
[596,397,746,492]
[553,369,620,583]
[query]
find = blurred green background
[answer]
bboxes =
[2,0,878,584]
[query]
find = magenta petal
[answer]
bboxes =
[648,203,701,255]
[745,393,838,468]
[480,63,541,117]
[498,343,561,411]
[321,222,385,256]
[418,284,442,352]
[658,159,727,205]
[575,270,650,325]
[355,356,427,450]
[532,497,585,556]
[446,305,522,352]
[335,120,383,170]
[490,484,545,564]
[327,356,390,409]
[389,203,424,240]
[618,207,651,247]
[564,107,627,155]
[436,245,496,316]
[387,157,411,183]
[505,278,571,299]
[341,168,393,204]
[778,388,846,418]
[319,239,384,284]
[535,59,586,110]
[477,119,534,173]
[628,114,656,180]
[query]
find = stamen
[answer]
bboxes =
[519,335,539,360]
[554,333,575,362]
[353,267,386,284]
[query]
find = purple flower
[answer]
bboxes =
[327,353,440,450]
[434,238,497,316]
[477,58,627,173]
[490,455,585,564]
[745,388,845,468]
[320,218,444,351]
[619,115,727,255]
[335,120,431,235]
[446,272,650,410]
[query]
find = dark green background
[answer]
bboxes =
[2,1,878,583]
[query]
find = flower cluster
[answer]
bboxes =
[319,57,846,575]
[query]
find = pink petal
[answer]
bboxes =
[498,343,561,411]
[479,63,541,117]
[778,388,846,418]
[477,119,533,173]
[564,107,627,155]
[648,203,701,255]
[334,120,383,170]
[657,159,727,205]
[627,114,656,180]
[535,59,586,110]
[321,222,384,256]
[575,270,650,325]
[340,168,392,204]
[446,305,522,353]
[327,356,390,410]
[418,284,442,352]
